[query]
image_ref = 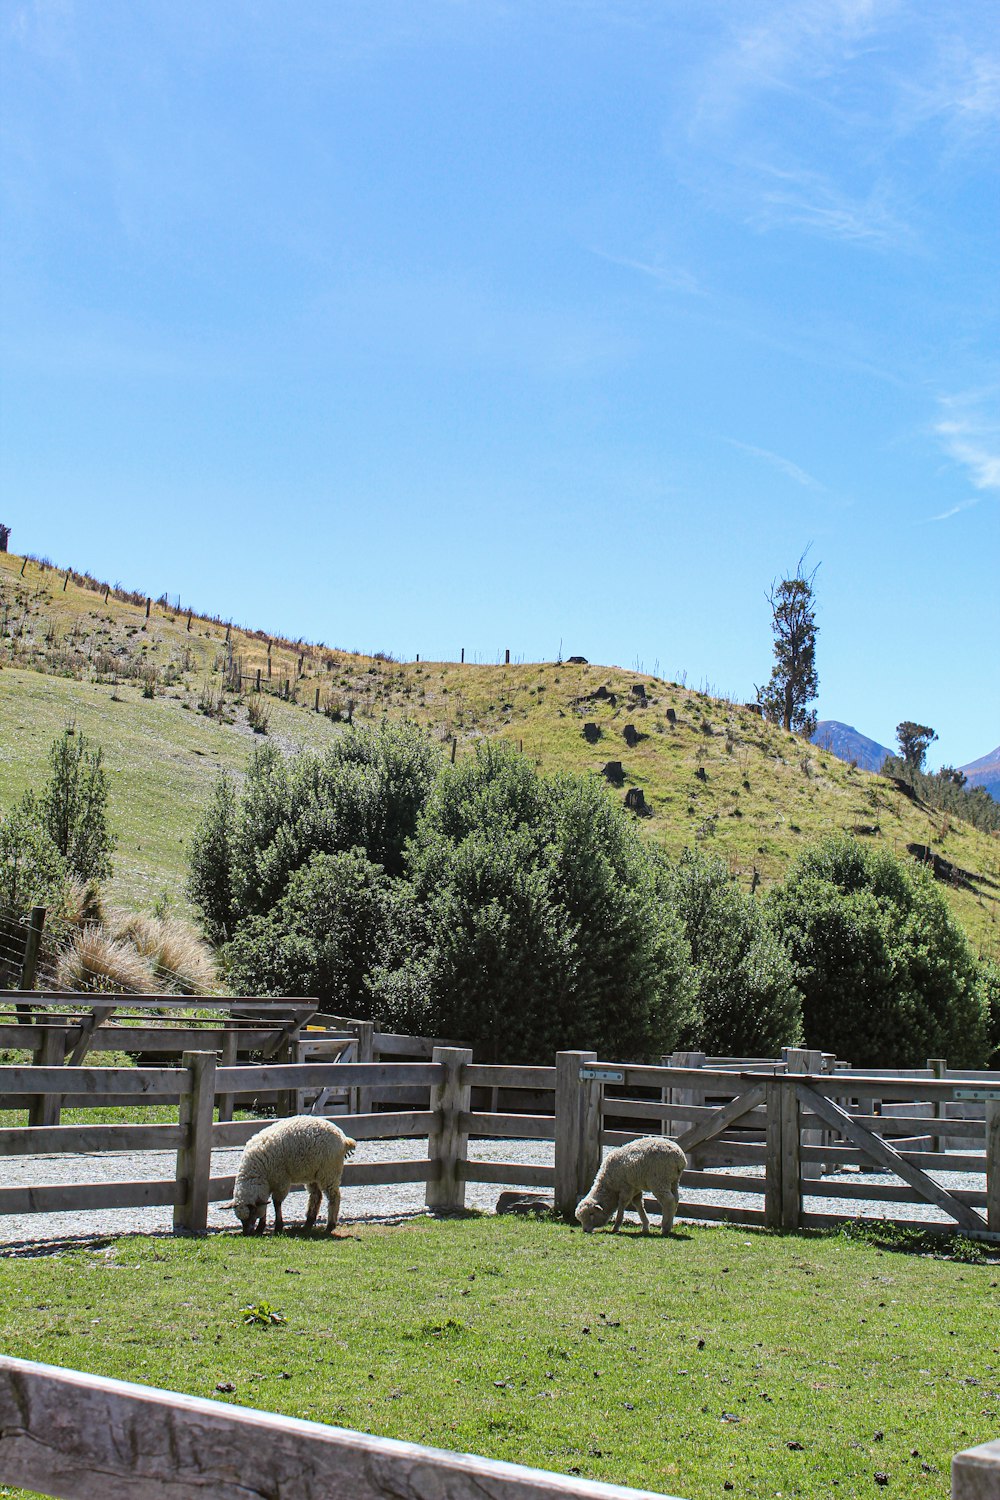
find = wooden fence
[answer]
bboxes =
[0,1355,674,1500]
[1,1048,998,1239]
[0,1357,997,1500]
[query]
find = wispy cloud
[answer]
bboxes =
[935,391,1000,492]
[724,438,824,491]
[589,248,702,295]
[925,497,982,523]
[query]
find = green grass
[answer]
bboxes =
[0,1217,995,1499]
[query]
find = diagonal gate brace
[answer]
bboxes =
[677,1082,768,1156]
[795,1082,984,1233]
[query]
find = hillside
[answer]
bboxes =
[2,548,998,957]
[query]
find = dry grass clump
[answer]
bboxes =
[55,925,158,994]
[110,911,217,995]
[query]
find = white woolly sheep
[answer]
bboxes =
[232,1116,356,1236]
[575,1135,687,1236]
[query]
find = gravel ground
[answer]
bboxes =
[0,1137,986,1251]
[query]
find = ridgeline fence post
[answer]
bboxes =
[426,1047,472,1213]
[174,1051,216,1236]
[554,1050,601,1221]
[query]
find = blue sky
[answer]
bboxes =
[2,0,997,767]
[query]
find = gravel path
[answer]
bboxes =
[0,1137,986,1251]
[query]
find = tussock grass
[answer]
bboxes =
[53,925,158,994]
[0,1217,994,1499]
[110,912,217,994]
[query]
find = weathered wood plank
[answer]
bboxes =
[780,1081,801,1230]
[215,1062,442,1091]
[174,1052,216,1236]
[0,1067,182,1096]
[676,1083,768,1155]
[674,1201,765,1226]
[952,1438,1000,1499]
[0,1123,184,1155]
[802,1179,987,1207]
[66,1005,118,1066]
[988,1100,1000,1233]
[211,1112,435,1149]
[554,1051,601,1221]
[459,1162,556,1188]
[461,1112,556,1140]
[0,1181,180,1215]
[795,1082,985,1231]
[592,1063,762,1089]
[465,1065,557,1089]
[605,1097,766,1125]
[425,1047,473,1212]
[767,1086,779,1236]
[0,1355,674,1500]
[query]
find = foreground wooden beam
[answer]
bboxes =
[0,1357,675,1500]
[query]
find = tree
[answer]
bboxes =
[654,848,802,1055]
[0,805,67,916]
[372,744,695,1062]
[765,835,986,1067]
[756,557,819,735]
[35,726,116,882]
[895,722,937,770]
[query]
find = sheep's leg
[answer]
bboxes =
[612,1197,628,1233]
[660,1191,679,1235]
[326,1185,341,1233]
[271,1192,286,1234]
[253,1203,267,1236]
[305,1184,322,1229]
[635,1193,651,1236]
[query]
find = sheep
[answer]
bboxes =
[575,1135,687,1236]
[232,1116,356,1235]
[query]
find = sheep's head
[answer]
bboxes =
[575,1195,611,1233]
[233,1197,267,1235]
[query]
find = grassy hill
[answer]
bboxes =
[2,548,998,957]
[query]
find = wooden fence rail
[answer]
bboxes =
[1,1050,998,1240]
[0,1355,675,1500]
[0,1355,994,1498]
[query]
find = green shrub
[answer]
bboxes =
[765,835,986,1067]
[227,848,398,1013]
[35,724,116,881]
[375,745,695,1062]
[656,848,802,1056]
[0,805,68,915]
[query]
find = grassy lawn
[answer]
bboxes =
[0,1217,995,1499]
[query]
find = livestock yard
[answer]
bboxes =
[0,1001,998,1498]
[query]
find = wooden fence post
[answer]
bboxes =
[663,1050,704,1142]
[354,1021,375,1116]
[28,1026,63,1128]
[928,1059,946,1153]
[217,1027,238,1124]
[554,1050,601,1221]
[17,906,46,1014]
[783,1047,823,1179]
[987,1099,1000,1235]
[425,1047,473,1213]
[780,1078,802,1231]
[174,1051,216,1236]
[764,1079,783,1229]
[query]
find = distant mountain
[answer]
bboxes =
[811,721,893,773]
[959,745,1000,802]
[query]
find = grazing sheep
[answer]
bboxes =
[232,1116,356,1236]
[575,1136,687,1236]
